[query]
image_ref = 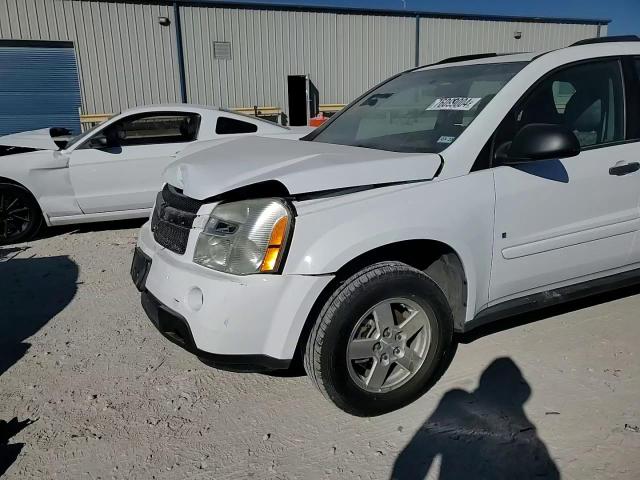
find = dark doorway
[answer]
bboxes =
[287,75,319,126]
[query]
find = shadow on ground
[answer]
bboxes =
[38,217,146,240]
[391,357,559,480]
[0,251,79,476]
[389,281,640,478]
[0,247,28,261]
[0,419,35,477]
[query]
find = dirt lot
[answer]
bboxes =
[1,221,639,479]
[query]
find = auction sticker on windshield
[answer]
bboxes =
[426,97,482,111]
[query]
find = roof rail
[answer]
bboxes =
[571,35,640,46]
[435,53,498,65]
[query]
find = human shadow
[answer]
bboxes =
[0,418,35,477]
[391,357,559,480]
[0,254,78,475]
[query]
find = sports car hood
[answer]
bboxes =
[164,136,442,200]
[0,128,63,150]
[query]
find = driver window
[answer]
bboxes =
[494,59,624,157]
[116,113,201,146]
[84,112,201,149]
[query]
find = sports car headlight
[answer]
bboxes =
[193,198,293,275]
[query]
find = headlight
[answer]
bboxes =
[193,198,293,275]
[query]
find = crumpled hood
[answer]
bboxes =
[0,128,63,150]
[164,136,442,200]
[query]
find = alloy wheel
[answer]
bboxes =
[346,298,432,393]
[0,190,34,243]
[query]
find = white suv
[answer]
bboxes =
[132,37,640,416]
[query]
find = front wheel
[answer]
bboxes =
[304,261,454,416]
[0,184,42,245]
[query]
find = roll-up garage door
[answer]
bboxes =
[0,40,82,136]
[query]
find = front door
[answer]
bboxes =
[490,58,640,303]
[69,111,200,214]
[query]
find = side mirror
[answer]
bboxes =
[502,123,580,164]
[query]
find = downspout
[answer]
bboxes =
[415,14,420,67]
[173,1,188,103]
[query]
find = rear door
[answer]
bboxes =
[69,111,200,214]
[490,58,640,304]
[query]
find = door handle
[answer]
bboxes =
[609,162,640,176]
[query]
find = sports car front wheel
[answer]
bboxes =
[0,184,42,245]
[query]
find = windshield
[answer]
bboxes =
[310,62,526,153]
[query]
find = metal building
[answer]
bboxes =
[0,0,609,117]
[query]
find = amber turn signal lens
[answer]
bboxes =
[260,216,289,272]
[261,247,281,272]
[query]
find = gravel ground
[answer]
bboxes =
[1,221,639,479]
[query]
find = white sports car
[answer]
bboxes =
[0,104,310,244]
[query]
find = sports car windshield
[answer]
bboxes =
[310,62,526,153]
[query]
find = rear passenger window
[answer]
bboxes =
[216,117,258,134]
[495,59,625,151]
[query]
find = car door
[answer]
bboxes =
[489,58,640,304]
[69,111,200,214]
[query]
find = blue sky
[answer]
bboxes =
[217,0,639,35]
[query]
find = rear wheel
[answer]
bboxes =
[304,261,454,416]
[0,184,42,245]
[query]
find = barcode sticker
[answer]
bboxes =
[426,97,482,111]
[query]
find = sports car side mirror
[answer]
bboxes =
[502,123,580,164]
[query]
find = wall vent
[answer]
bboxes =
[213,41,231,60]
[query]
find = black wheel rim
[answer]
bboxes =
[0,190,33,242]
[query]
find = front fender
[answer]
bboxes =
[285,172,496,320]
[0,150,80,222]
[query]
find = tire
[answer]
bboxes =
[304,261,454,416]
[0,184,43,246]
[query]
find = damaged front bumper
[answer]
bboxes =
[133,221,332,370]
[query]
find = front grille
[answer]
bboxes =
[152,185,204,254]
[160,183,203,213]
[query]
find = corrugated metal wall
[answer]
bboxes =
[180,7,415,111]
[0,0,606,115]
[0,44,82,134]
[418,17,603,64]
[0,0,181,114]
[181,8,602,111]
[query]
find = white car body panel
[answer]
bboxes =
[0,128,61,150]
[0,104,307,226]
[136,217,332,359]
[69,142,189,213]
[163,136,442,199]
[49,208,151,226]
[490,141,640,304]
[285,172,495,321]
[134,41,640,362]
